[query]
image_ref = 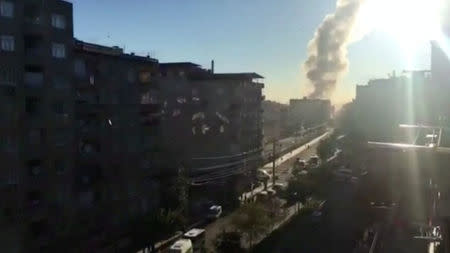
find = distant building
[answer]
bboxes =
[355,73,431,140]
[261,100,288,142]
[288,97,331,131]
[431,40,450,124]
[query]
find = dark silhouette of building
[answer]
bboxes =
[0,1,265,251]
[158,63,264,212]
[355,72,431,141]
[72,40,161,251]
[0,0,76,252]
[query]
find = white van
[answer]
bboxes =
[184,228,205,253]
[170,239,193,253]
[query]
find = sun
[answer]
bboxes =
[355,0,443,48]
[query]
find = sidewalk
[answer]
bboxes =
[240,130,332,201]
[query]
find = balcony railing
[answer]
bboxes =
[24,72,44,88]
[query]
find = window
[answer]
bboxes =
[28,160,42,176]
[0,135,15,152]
[0,65,16,86]
[53,101,65,115]
[0,1,13,18]
[0,35,14,51]
[54,129,68,146]
[54,160,65,175]
[74,59,86,77]
[28,129,43,145]
[52,43,65,58]
[26,97,40,115]
[139,71,151,83]
[128,69,136,83]
[51,14,66,29]
[53,76,70,89]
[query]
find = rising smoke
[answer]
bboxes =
[304,0,365,99]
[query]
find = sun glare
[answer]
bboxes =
[356,0,443,47]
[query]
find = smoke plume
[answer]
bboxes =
[304,0,365,99]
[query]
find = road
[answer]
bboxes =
[241,131,331,202]
[253,178,361,253]
[205,131,331,252]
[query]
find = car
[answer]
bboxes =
[308,155,320,167]
[267,188,277,196]
[170,239,193,253]
[257,169,271,181]
[293,158,306,170]
[207,205,222,219]
[333,168,353,182]
[273,183,286,192]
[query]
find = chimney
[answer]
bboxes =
[211,60,215,74]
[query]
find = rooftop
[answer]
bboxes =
[74,39,158,63]
[159,62,201,68]
[184,228,205,237]
[213,72,264,79]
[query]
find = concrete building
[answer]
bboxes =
[158,63,264,212]
[0,0,75,252]
[0,0,265,251]
[287,97,331,131]
[355,73,431,141]
[431,39,450,125]
[72,40,161,251]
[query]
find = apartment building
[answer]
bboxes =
[72,40,161,251]
[158,63,264,210]
[0,1,265,251]
[0,0,75,252]
[355,73,431,140]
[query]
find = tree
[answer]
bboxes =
[132,208,180,252]
[214,231,243,253]
[284,176,313,204]
[231,203,270,248]
[317,137,336,161]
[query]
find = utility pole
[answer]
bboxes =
[272,139,277,186]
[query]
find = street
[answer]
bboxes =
[204,131,331,252]
[253,175,361,253]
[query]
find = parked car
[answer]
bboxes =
[183,228,205,253]
[170,239,193,253]
[293,158,306,170]
[333,168,358,183]
[273,183,286,192]
[257,169,271,181]
[308,155,320,167]
[207,205,222,219]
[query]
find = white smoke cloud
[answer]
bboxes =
[304,0,365,99]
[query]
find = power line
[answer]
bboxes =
[191,147,263,160]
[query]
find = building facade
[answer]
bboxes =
[355,73,431,141]
[288,97,331,131]
[0,0,75,252]
[0,1,265,251]
[158,63,265,212]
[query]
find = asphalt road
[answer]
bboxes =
[204,131,331,252]
[254,179,360,253]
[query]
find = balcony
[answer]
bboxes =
[25,48,45,65]
[23,16,44,36]
[0,66,17,88]
[140,103,161,114]
[141,113,161,126]
[24,72,44,89]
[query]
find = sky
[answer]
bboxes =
[71,0,432,105]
